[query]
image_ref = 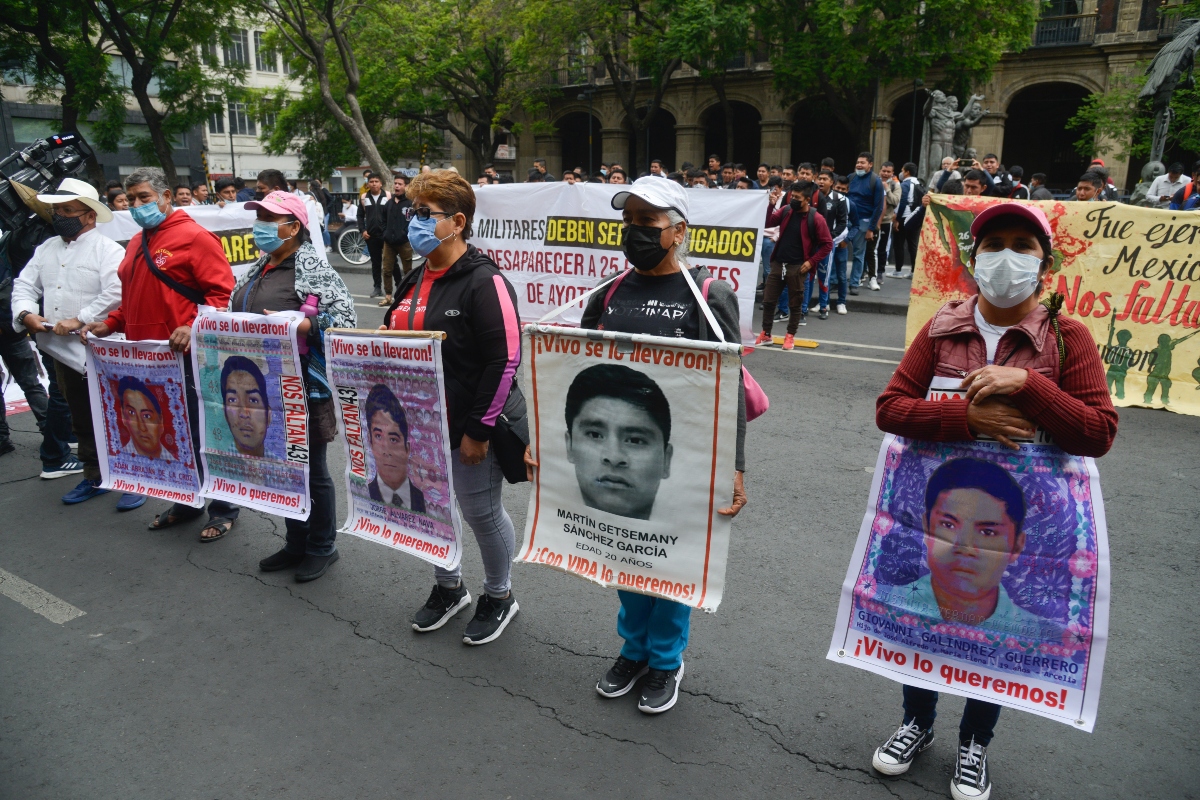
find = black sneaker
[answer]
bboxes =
[596,656,649,698]
[637,662,684,714]
[849,286,860,296]
[40,455,84,479]
[412,583,472,632]
[950,737,991,800]
[463,591,519,645]
[295,550,339,582]
[797,314,807,326]
[259,548,305,572]
[871,720,935,775]
[818,307,829,320]
[370,287,383,298]
[773,311,788,321]
[1,439,16,457]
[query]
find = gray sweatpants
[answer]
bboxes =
[435,449,516,598]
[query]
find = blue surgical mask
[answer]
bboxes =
[408,215,453,257]
[130,200,167,229]
[253,220,293,253]
[855,169,868,177]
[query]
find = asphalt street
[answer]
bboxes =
[1,267,1196,799]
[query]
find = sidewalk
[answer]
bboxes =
[846,270,912,316]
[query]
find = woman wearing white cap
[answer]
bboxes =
[527,176,748,714]
[869,203,1117,800]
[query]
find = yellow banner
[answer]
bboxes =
[908,196,1200,416]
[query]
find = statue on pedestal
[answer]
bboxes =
[1131,161,1167,207]
[953,95,988,158]
[919,91,956,184]
[1141,20,1200,164]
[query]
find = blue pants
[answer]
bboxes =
[903,684,1001,746]
[322,213,332,247]
[803,255,831,313]
[849,219,875,288]
[617,590,691,670]
[830,245,849,305]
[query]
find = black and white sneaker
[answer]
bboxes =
[871,720,935,775]
[950,737,991,800]
[412,583,472,632]
[40,455,84,479]
[596,656,649,698]
[463,591,519,645]
[637,662,684,714]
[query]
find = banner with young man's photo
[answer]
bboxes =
[827,434,1111,731]
[517,325,742,612]
[86,337,203,507]
[472,183,767,345]
[327,330,462,569]
[190,307,311,519]
[910,196,1200,416]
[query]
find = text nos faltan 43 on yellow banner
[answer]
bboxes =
[907,196,1200,416]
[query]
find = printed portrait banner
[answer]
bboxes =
[94,201,326,276]
[191,307,311,519]
[828,434,1111,731]
[327,329,463,569]
[472,183,766,344]
[517,325,741,612]
[909,196,1200,416]
[85,337,203,507]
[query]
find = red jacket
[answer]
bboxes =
[765,204,833,265]
[877,296,1118,458]
[104,210,234,341]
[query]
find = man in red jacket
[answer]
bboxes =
[84,167,238,541]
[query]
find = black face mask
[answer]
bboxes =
[52,212,85,239]
[253,190,266,201]
[622,224,673,271]
[789,198,805,212]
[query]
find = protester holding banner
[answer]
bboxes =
[382,169,525,645]
[9,178,143,510]
[867,204,1118,800]
[227,190,357,581]
[526,176,748,715]
[82,167,239,541]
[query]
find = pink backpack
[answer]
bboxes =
[601,270,769,421]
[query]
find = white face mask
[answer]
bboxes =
[972,249,1043,308]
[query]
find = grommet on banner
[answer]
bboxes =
[1076,719,1085,725]
[837,649,846,658]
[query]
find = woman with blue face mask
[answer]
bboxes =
[381,170,526,647]
[869,203,1118,800]
[232,191,357,582]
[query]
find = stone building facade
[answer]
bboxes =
[451,0,1182,192]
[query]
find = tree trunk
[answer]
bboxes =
[713,78,734,162]
[128,82,179,186]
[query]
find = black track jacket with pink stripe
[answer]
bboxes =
[383,245,521,447]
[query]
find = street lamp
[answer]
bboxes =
[577,83,597,178]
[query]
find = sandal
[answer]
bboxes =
[199,517,235,543]
[378,295,392,306]
[148,508,201,530]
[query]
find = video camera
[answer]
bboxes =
[0,131,93,283]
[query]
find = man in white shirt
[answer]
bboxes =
[1146,162,1191,208]
[10,178,140,509]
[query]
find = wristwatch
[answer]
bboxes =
[16,310,31,326]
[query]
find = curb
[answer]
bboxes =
[847,297,910,316]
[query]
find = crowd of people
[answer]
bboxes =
[0,154,1123,800]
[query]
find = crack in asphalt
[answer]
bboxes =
[184,550,732,771]
[0,474,39,486]
[183,548,942,796]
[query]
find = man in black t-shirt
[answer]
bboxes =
[756,181,833,349]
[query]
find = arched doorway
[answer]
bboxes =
[703,101,762,168]
[889,89,930,170]
[1002,83,1091,193]
[791,97,856,174]
[556,111,603,177]
[625,108,678,175]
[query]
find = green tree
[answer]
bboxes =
[757,0,1038,152]
[80,0,242,186]
[0,1,125,183]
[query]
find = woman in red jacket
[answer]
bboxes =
[870,204,1117,800]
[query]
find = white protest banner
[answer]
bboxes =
[95,201,326,276]
[191,307,311,519]
[328,329,463,569]
[517,325,741,611]
[828,435,1111,731]
[472,183,765,344]
[86,336,203,507]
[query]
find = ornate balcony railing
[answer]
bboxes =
[1032,13,1097,47]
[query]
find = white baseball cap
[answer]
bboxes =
[611,175,690,221]
[36,177,113,223]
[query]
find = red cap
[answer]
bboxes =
[1090,158,1105,167]
[969,202,1053,243]
[245,190,309,226]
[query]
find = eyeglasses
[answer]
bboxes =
[403,206,455,221]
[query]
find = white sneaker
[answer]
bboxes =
[869,277,880,290]
[836,303,848,315]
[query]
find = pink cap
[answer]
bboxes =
[245,190,309,226]
[969,202,1053,243]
